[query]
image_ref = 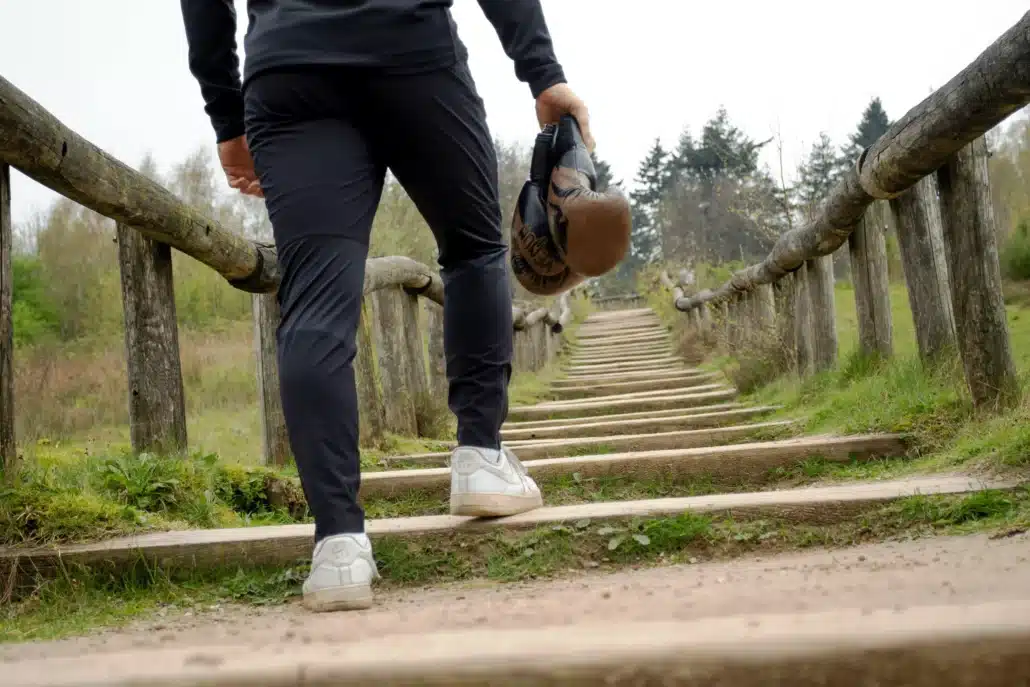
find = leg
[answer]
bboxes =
[366,60,513,450]
[365,61,541,517]
[245,69,384,610]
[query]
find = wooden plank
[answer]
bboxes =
[849,203,893,358]
[116,222,187,454]
[360,434,909,498]
[806,254,837,371]
[398,289,431,435]
[889,173,957,362]
[937,137,1019,408]
[382,420,798,465]
[502,403,747,430]
[551,372,719,398]
[252,293,290,466]
[0,163,13,479]
[506,389,741,423]
[20,601,1030,687]
[568,350,676,365]
[535,384,729,408]
[1,476,1004,583]
[557,368,704,383]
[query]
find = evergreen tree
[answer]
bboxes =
[590,150,620,192]
[628,138,672,265]
[796,132,844,214]
[841,97,891,165]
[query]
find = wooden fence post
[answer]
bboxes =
[370,287,418,436]
[0,163,14,479]
[806,254,838,371]
[890,173,957,362]
[792,263,815,377]
[252,293,290,466]
[424,300,448,403]
[399,288,432,435]
[848,201,893,359]
[116,222,187,455]
[774,274,797,372]
[937,137,1019,409]
[755,283,776,336]
[355,298,386,447]
[699,302,712,333]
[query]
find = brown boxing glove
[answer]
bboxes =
[510,115,632,296]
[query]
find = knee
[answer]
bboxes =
[277,326,357,394]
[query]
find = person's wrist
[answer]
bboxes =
[529,65,567,99]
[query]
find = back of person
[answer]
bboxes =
[241,0,464,84]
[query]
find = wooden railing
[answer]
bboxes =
[0,79,576,476]
[661,11,1030,411]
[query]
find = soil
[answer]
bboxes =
[4,530,1028,664]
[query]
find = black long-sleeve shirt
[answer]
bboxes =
[180,0,567,143]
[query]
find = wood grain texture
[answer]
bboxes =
[849,203,893,358]
[0,164,13,478]
[792,262,814,376]
[371,287,418,435]
[424,300,448,403]
[937,138,1019,408]
[116,223,187,455]
[805,254,837,371]
[890,174,956,362]
[354,298,386,446]
[253,293,290,466]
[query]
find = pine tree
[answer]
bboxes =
[590,150,619,192]
[628,138,672,265]
[841,97,891,165]
[796,132,844,214]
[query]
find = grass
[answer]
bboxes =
[5,484,1028,644]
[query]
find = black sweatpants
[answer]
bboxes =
[243,61,514,540]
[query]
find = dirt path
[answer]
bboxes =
[5,531,1028,664]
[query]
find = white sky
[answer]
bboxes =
[1,1,1027,227]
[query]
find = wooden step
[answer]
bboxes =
[2,475,1005,586]
[360,434,909,498]
[27,600,1029,687]
[551,372,720,399]
[554,368,707,384]
[503,402,747,429]
[563,359,686,374]
[536,384,731,408]
[508,389,739,421]
[381,421,798,466]
[576,325,667,339]
[568,349,675,365]
[583,307,655,320]
[502,406,781,440]
[575,333,669,349]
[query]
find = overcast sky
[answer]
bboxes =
[2,1,1027,227]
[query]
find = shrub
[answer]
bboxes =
[1001,219,1030,281]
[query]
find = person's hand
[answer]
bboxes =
[535,83,595,152]
[218,135,263,198]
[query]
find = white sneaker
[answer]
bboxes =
[302,533,378,612]
[449,445,544,517]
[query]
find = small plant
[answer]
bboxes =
[97,453,185,512]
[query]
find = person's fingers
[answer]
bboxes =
[571,102,596,152]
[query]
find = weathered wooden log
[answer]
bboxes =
[424,300,448,403]
[774,274,797,368]
[806,254,838,371]
[532,321,548,371]
[699,302,713,332]
[370,287,418,436]
[937,138,1019,408]
[673,11,1030,312]
[252,293,290,466]
[849,203,893,358]
[0,163,14,479]
[116,223,187,455]
[553,293,572,334]
[0,75,276,291]
[792,262,815,377]
[354,299,386,447]
[889,174,957,363]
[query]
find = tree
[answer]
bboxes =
[628,138,672,266]
[796,132,845,218]
[841,97,891,165]
[591,150,620,192]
